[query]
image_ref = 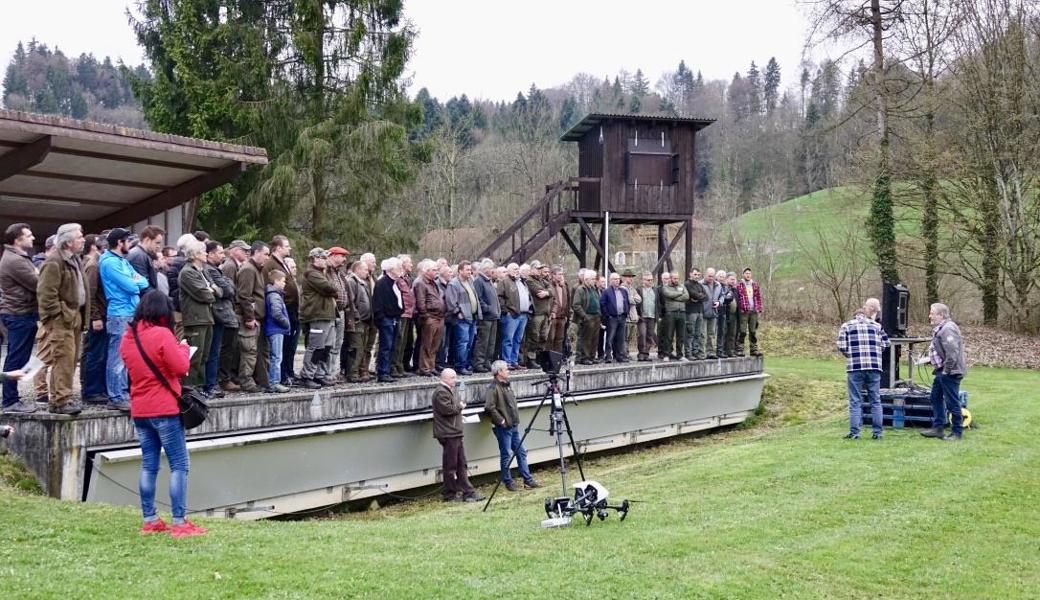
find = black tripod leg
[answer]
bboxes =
[558,401,586,481]
[482,393,550,512]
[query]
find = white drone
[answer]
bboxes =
[541,480,631,528]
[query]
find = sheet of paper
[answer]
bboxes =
[189,346,198,359]
[462,414,480,424]
[915,355,931,365]
[21,355,44,379]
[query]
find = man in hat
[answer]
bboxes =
[298,248,338,388]
[326,246,351,380]
[99,227,148,411]
[37,223,89,415]
[522,260,552,367]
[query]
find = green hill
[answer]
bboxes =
[722,185,920,280]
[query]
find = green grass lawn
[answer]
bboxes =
[1,358,1038,599]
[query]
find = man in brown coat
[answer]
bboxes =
[1,222,40,412]
[431,368,484,502]
[547,266,571,355]
[36,223,88,415]
[236,241,270,392]
[218,240,248,390]
[414,259,446,376]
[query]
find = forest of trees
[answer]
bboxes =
[1,39,149,127]
[1,1,1036,329]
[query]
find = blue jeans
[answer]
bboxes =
[930,371,963,435]
[81,326,108,398]
[492,425,533,484]
[500,313,528,365]
[106,316,133,402]
[204,323,224,391]
[134,416,190,522]
[268,333,284,386]
[847,369,882,436]
[377,317,399,378]
[452,320,476,371]
[1,313,38,406]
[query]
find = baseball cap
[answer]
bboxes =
[227,240,249,251]
[328,246,350,256]
[106,227,131,247]
[308,247,328,259]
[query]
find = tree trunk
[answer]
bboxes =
[868,0,900,285]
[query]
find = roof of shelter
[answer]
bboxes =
[560,112,716,142]
[0,109,268,235]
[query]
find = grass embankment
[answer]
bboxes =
[724,185,921,280]
[2,355,1038,599]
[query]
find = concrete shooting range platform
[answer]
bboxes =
[1,356,767,519]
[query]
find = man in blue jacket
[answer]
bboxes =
[599,272,630,363]
[98,228,148,411]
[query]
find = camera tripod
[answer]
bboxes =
[481,370,585,514]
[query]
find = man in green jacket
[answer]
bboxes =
[235,242,270,393]
[484,360,540,492]
[179,238,219,387]
[660,271,690,360]
[432,368,484,502]
[570,270,601,365]
[523,261,552,367]
[298,249,338,389]
[36,223,88,415]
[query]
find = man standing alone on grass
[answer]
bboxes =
[484,360,540,491]
[432,368,484,503]
[837,298,889,440]
[920,303,967,441]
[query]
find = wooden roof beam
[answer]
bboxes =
[91,162,245,230]
[0,135,51,184]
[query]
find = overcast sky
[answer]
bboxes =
[1,0,818,103]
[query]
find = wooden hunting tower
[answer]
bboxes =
[480,112,714,274]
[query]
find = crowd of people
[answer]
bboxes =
[0,222,768,415]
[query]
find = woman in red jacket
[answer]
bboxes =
[120,289,207,538]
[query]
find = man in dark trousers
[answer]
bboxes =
[599,272,630,362]
[262,235,300,386]
[484,360,541,492]
[1,223,40,413]
[921,303,968,441]
[372,257,404,383]
[431,368,484,503]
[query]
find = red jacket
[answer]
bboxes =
[120,321,191,418]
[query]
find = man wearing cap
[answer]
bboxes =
[325,246,351,380]
[99,227,149,410]
[218,240,249,390]
[298,249,338,389]
[636,271,658,361]
[1,223,40,413]
[236,241,270,393]
[262,236,300,386]
[36,223,89,415]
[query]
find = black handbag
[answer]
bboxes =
[131,325,210,429]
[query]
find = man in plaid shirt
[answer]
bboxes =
[836,298,890,439]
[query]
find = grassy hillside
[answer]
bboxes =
[721,185,920,281]
[1,357,1038,599]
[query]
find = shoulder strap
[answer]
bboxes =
[131,324,181,403]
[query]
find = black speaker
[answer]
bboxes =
[882,283,909,337]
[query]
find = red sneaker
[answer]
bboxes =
[139,519,170,535]
[169,520,208,538]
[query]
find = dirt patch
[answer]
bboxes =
[759,320,1039,369]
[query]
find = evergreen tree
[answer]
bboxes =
[631,68,650,97]
[559,95,578,132]
[764,57,781,113]
[746,61,762,116]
